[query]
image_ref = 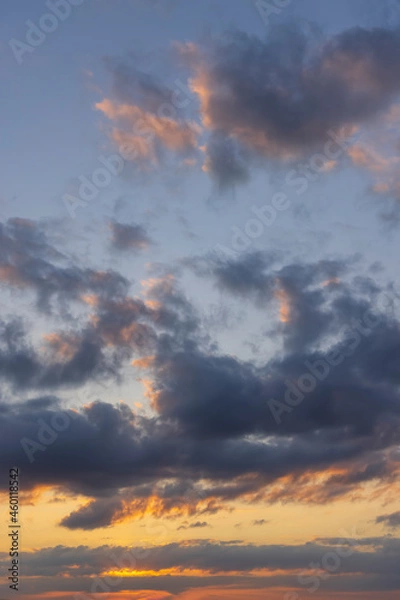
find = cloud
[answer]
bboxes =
[2,537,400,595]
[0,218,129,313]
[109,220,152,252]
[344,104,400,220]
[0,218,203,390]
[96,24,400,195]
[0,219,400,529]
[60,495,130,530]
[202,134,249,190]
[177,521,210,530]
[95,98,201,169]
[188,24,400,185]
[0,368,398,529]
[376,511,400,528]
[0,319,117,390]
[190,252,350,351]
[103,56,175,110]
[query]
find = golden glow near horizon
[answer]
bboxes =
[1,486,396,555]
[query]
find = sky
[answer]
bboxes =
[1,0,400,599]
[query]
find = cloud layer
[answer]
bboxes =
[0,222,399,532]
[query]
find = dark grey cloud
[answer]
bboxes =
[99,53,200,176]
[0,374,398,530]
[0,217,202,390]
[60,496,126,530]
[2,537,400,595]
[148,341,400,441]
[194,24,400,185]
[0,277,198,392]
[253,519,269,526]
[103,55,174,112]
[0,218,129,313]
[0,218,399,530]
[376,511,400,529]
[204,133,250,190]
[0,319,116,390]
[109,219,152,252]
[191,250,278,301]
[190,252,354,352]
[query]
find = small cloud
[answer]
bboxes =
[252,519,269,526]
[109,220,152,252]
[95,99,201,169]
[178,521,210,530]
[376,511,400,529]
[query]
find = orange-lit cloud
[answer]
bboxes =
[42,333,80,362]
[18,485,53,506]
[345,103,400,203]
[320,159,337,172]
[132,356,156,369]
[98,320,150,348]
[0,264,26,286]
[103,567,208,578]
[173,40,200,63]
[20,593,172,600]
[274,286,292,324]
[373,182,390,193]
[80,293,100,307]
[110,127,157,164]
[64,493,227,530]
[189,63,301,161]
[347,143,397,173]
[189,68,213,129]
[322,50,385,94]
[322,277,340,287]
[138,377,159,405]
[141,274,176,297]
[88,297,155,349]
[174,590,400,600]
[95,99,201,164]
[260,457,400,505]
[16,591,400,600]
